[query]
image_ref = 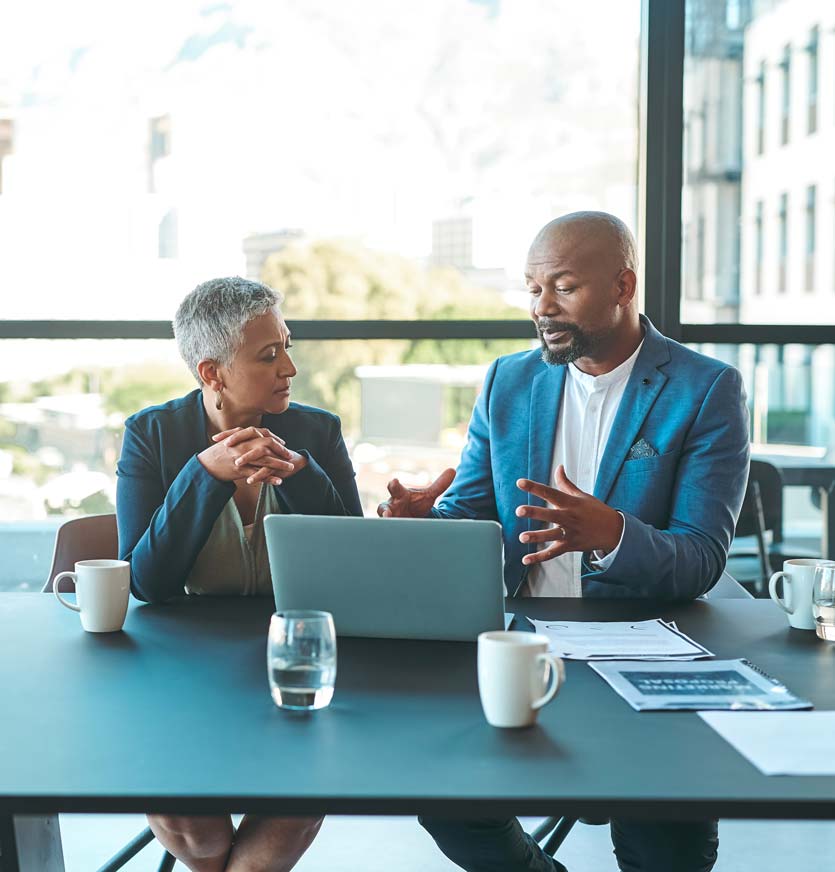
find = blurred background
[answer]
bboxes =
[0,0,833,595]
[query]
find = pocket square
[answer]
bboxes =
[626,437,658,460]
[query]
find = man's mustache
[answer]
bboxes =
[537,319,579,335]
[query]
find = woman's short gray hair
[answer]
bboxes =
[174,276,284,383]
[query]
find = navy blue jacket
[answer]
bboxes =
[116,389,362,602]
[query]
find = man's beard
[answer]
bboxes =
[536,319,598,366]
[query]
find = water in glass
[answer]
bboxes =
[270,659,337,710]
[812,563,835,642]
[268,610,337,711]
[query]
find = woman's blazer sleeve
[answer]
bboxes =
[277,413,363,517]
[116,415,235,603]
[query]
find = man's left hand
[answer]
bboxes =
[515,465,624,565]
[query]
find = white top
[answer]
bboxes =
[523,340,644,597]
[185,484,279,596]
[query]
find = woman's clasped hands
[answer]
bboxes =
[198,426,308,486]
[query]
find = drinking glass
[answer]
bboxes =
[812,562,835,642]
[268,610,337,710]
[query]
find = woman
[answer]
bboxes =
[117,276,362,872]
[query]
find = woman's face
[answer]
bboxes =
[217,308,297,416]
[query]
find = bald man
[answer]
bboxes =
[379,212,749,872]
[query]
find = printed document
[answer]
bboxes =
[591,659,812,711]
[530,618,712,661]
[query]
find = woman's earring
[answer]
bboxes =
[214,389,223,411]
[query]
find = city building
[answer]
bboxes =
[681,0,835,452]
[242,229,305,282]
[737,0,835,450]
[740,0,835,322]
[431,216,474,269]
[0,117,12,195]
[681,0,749,324]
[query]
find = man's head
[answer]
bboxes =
[525,211,639,367]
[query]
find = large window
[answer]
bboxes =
[675,0,835,483]
[692,341,833,542]
[692,342,835,453]
[4,334,832,593]
[681,0,835,327]
[664,2,835,557]
[0,0,639,323]
[0,337,531,590]
[0,0,642,588]
[2,0,833,588]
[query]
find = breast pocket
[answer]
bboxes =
[613,450,679,524]
[617,449,679,479]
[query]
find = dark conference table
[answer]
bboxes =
[3,592,835,869]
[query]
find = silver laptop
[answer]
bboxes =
[264,515,505,641]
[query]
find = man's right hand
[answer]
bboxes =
[377,468,456,518]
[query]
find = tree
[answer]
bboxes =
[100,365,194,420]
[261,238,526,431]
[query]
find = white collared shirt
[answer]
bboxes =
[523,340,644,598]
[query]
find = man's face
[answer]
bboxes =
[525,229,625,366]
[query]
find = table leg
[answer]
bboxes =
[0,815,65,872]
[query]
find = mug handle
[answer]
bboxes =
[768,571,793,615]
[531,653,565,710]
[53,572,81,613]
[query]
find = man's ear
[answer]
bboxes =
[615,268,637,307]
[196,359,222,391]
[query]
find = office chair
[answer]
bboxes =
[728,460,819,595]
[531,816,582,854]
[44,514,177,872]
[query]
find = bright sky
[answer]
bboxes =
[0,0,640,330]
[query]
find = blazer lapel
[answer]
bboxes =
[593,317,670,503]
[527,364,567,528]
[187,389,212,465]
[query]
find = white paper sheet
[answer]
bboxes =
[530,618,712,660]
[699,711,835,775]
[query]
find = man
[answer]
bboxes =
[378,212,749,872]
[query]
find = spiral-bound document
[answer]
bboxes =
[590,658,813,711]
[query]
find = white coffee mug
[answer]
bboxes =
[768,558,833,631]
[53,559,131,633]
[477,631,565,728]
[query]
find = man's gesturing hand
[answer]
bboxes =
[377,468,456,518]
[516,465,624,565]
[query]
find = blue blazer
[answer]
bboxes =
[433,316,750,599]
[116,390,362,602]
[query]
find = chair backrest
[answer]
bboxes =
[736,459,784,542]
[42,513,118,593]
[703,570,754,600]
